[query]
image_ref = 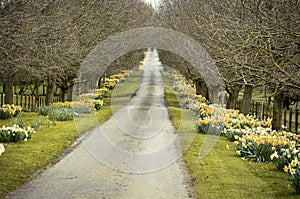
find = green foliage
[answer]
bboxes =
[10,113,26,128]
[235,140,274,162]
[287,169,300,193]
[37,106,53,115]
[37,106,73,121]
[224,131,242,142]
[48,107,73,121]
[31,116,56,130]
[196,121,209,134]
[0,125,34,142]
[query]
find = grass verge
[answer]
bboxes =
[163,71,298,199]
[0,69,143,199]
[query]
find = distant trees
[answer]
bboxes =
[1,0,154,105]
[157,0,300,130]
[1,0,299,130]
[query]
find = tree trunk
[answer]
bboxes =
[13,86,17,95]
[209,87,220,104]
[42,84,46,96]
[46,80,55,106]
[218,91,228,106]
[60,86,66,102]
[4,78,13,104]
[67,84,73,101]
[195,78,209,100]
[195,79,201,95]
[240,84,254,115]
[33,82,40,111]
[226,84,242,109]
[82,82,89,94]
[273,93,284,131]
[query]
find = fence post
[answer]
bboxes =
[258,102,262,120]
[255,102,258,119]
[15,94,18,105]
[0,93,3,105]
[28,96,31,111]
[20,95,23,108]
[262,102,265,120]
[24,95,27,111]
[283,109,287,128]
[289,109,293,132]
[43,96,45,107]
[31,95,35,112]
[296,109,299,134]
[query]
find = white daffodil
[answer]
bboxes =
[0,144,5,155]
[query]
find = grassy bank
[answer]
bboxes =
[163,71,298,198]
[0,70,143,199]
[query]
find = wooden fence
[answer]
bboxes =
[0,93,59,111]
[241,101,299,133]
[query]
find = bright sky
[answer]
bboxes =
[143,0,161,9]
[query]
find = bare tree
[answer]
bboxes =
[157,0,300,129]
[1,0,155,105]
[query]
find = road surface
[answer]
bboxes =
[7,50,192,199]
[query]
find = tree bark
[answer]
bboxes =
[240,84,254,115]
[273,92,284,131]
[46,80,55,106]
[67,84,73,101]
[60,86,66,102]
[42,84,46,96]
[82,82,89,94]
[195,78,209,100]
[4,78,13,104]
[226,84,242,109]
[209,86,220,104]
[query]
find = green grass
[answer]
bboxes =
[0,70,143,199]
[0,115,78,198]
[110,70,143,113]
[162,70,300,199]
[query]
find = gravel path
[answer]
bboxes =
[7,50,192,199]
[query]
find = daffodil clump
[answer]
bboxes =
[73,96,95,114]
[38,98,105,121]
[196,104,227,134]
[283,156,300,193]
[171,71,206,112]
[94,87,109,99]
[104,71,128,90]
[37,71,130,120]
[0,104,22,119]
[169,70,300,193]
[52,101,73,108]
[38,102,76,121]
[0,124,35,142]
[94,100,105,110]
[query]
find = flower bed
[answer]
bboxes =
[94,87,109,99]
[37,71,130,121]
[169,70,300,193]
[37,99,104,121]
[0,104,22,119]
[0,124,35,142]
